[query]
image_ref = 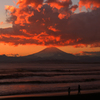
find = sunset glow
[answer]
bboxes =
[0,0,100,56]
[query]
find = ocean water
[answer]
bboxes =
[0,63,100,96]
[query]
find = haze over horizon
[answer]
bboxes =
[0,0,100,57]
[1,47,100,59]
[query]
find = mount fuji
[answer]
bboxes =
[25,47,76,60]
[0,47,100,63]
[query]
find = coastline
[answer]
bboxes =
[0,89,100,100]
[1,93,100,100]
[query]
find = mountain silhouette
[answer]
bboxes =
[25,47,76,60]
[0,47,100,63]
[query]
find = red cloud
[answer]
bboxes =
[79,0,100,9]
[17,0,44,9]
[0,0,100,47]
[5,5,15,12]
[75,51,100,56]
[5,0,78,26]
[0,22,3,25]
[45,0,78,19]
[48,26,60,32]
[45,0,72,9]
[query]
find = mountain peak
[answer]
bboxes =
[34,47,64,58]
[25,47,76,60]
[33,47,75,59]
[46,46,57,49]
[43,47,61,53]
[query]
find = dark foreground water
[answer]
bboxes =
[0,63,100,96]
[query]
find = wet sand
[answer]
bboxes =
[0,90,100,100]
[1,93,100,100]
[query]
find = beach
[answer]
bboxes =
[1,92,100,100]
[0,89,100,100]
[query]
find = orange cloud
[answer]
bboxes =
[79,0,100,10]
[48,26,60,32]
[0,22,3,25]
[71,5,78,12]
[45,0,72,9]
[5,0,78,27]
[75,51,100,56]
[58,13,66,19]
[17,0,44,9]
[45,0,78,19]
[5,5,34,26]
[5,5,15,12]
[0,0,100,47]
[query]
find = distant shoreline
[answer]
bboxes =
[0,61,100,64]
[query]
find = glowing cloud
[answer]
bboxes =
[0,22,3,25]
[48,26,60,32]
[0,0,100,47]
[79,0,100,9]
[17,0,44,9]
[75,51,100,56]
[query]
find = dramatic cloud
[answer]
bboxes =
[45,0,78,19]
[17,0,44,9]
[0,0,100,47]
[79,0,100,9]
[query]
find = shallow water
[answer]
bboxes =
[0,63,100,96]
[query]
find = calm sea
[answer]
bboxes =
[0,63,100,96]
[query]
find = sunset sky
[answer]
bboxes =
[0,0,100,57]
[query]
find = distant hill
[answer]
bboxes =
[0,47,100,63]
